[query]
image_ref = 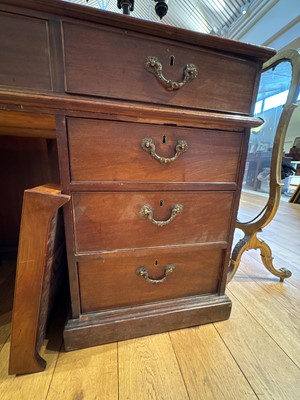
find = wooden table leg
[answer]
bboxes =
[9,184,69,375]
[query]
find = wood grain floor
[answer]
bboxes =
[0,192,300,400]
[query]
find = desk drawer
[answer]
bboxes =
[67,118,243,183]
[73,191,234,252]
[63,21,258,115]
[78,245,225,313]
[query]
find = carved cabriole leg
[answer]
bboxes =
[9,184,69,375]
[257,236,292,282]
[227,231,292,283]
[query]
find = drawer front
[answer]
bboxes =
[78,245,225,313]
[73,191,234,252]
[63,21,258,115]
[68,118,243,183]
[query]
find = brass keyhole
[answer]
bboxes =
[154,259,159,266]
[162,135,167,144]
[170,55,175,66]
[159,200,164,207]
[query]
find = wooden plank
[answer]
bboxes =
[118,333,189,400]
[0,110,56,138]
[238,269,300,333]
[215,291,300,400]
[46,343,118,400]
[0,336,60,400]
[228,275,300,367]
[170,324,256,399]
[0,126,56,139]
[9,185,70,375]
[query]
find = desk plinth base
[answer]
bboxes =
[63,294,231,351]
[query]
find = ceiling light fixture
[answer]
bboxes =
[117,0,134,15]
[154,0,169,20]
[116,0,169,19]
[241,5,248,15]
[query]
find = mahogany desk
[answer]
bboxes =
[0,0,275,374]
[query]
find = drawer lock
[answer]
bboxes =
[145,56,198,90]
[141,137,188,163]
[136,264,175,284]
[140,203,183,226]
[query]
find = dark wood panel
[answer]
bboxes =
[0,136,59,250]
[0,11,52,91]
[73,191,234,252]
[63,22,258,114]
[78,245,225,313]
[68,118,243,183]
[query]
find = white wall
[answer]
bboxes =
[227,0,300,50]
[227,0,300,156]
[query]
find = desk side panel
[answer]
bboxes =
[0,11,52,91]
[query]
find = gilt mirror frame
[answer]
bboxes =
[228,48,300,282]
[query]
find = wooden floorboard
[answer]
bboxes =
[228,275,300,367]
[0,259,14,353]
[170,325,257,399]
[47,343,118,400]
[118,333,189,400]
[0,192,299,399]
[240,252,300,304]
[0,336,60,400]
[244,250,300,289]
[215,290,300,400]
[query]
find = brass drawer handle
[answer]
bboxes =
[141,137,188,164]
[140,204,183,227]
[136,265,175,284]
[145,56,198,90]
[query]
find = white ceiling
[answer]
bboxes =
[63,0,255,35]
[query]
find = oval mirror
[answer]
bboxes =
[238,59,293,223]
